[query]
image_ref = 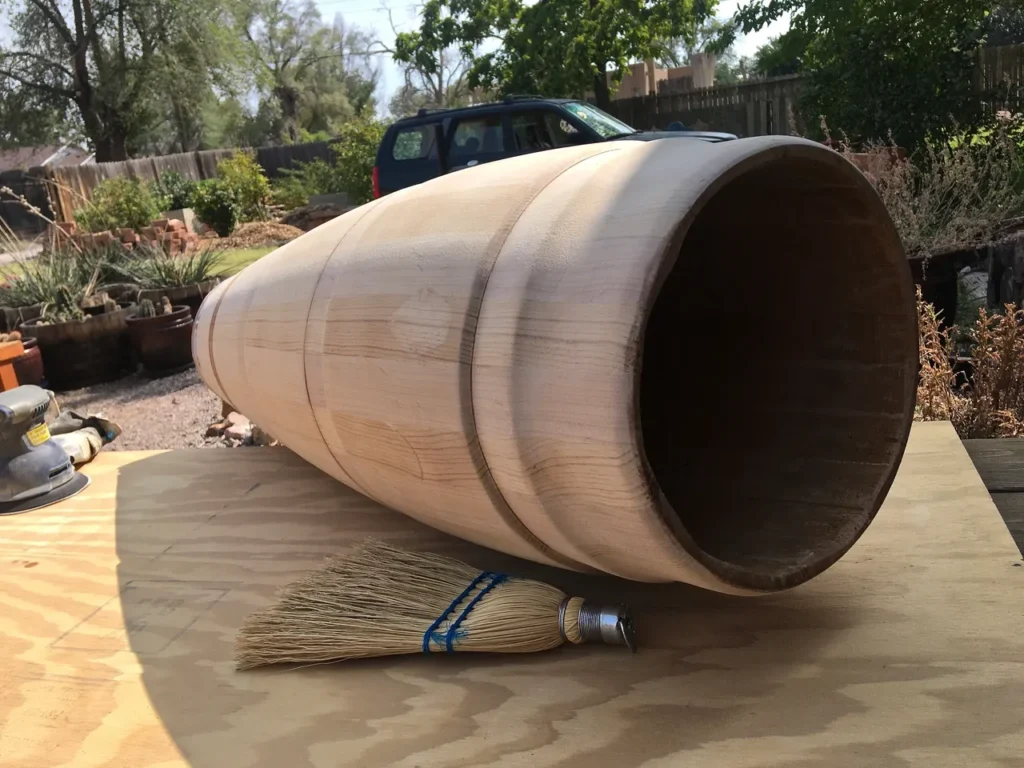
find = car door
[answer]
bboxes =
[444,114,508,172]
[508,110,558,156]
[508,108,592,156]
[380,121,444,195]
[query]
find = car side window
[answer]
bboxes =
[449,117,504,164]
[543,113,582,147]
[510,113,556,152]
[392,126,437,161]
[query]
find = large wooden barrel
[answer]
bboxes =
[192,136,918,595]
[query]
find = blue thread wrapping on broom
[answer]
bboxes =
[421,571,509,653]
[444,574,508,652]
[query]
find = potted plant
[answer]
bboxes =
[19,279,137,392]
[126,297,194,374]
[127,248,225,317]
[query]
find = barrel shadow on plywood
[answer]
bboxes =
[108,448,856,768]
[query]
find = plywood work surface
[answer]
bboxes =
[1,421,1022,768]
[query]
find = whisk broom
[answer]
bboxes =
[234,539,636,670]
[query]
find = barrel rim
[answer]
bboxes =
[631,137,918,593]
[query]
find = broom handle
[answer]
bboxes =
[560,598,637,652]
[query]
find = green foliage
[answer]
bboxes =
[735,0,987,149]
[271,157,338,209]
[985,5,1024,47]
[123,248,225,288]
[0,250,84,309]
[216,151,271,223]
[193,179,241,237]
[270,177,312,210]
[74,178,165,233]
[753,29,810,77]
[328,117,387,206]
[395,0,716,109]
[154,172,198,211]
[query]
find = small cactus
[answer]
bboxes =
[103,297,118,313]
[139,298,157,318]
[160,296,173,315]
[9,331,21,341]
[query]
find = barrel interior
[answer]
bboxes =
[639,155,916,592]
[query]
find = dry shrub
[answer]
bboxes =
[823,117,1024,260]
[917,287,1024,438]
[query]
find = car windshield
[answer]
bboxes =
[561,101,637,138]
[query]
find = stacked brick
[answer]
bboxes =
[55,218,204,255]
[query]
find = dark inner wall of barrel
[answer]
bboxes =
[638,155,918,592]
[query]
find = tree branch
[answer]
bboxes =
[0,68,75,99]
[25,0,77,47]
[80,0,106,73]
[1,50,74,79]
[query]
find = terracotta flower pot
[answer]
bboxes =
[11,337,44,387]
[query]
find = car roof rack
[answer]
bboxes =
[416,106,451,117]
[502,94,548,103]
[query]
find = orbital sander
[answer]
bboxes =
[0,385,90,515]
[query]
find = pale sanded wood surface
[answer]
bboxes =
[1,421,1022,768]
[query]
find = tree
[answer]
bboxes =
[657,17,733,68]
[752,29,809,77]
[985,5,1024,46]
[234,0,379,145]
[734,0,988,148]
[0,0,230,160]
[715,56,754,84]
[0,78,78,148]
[379,6,475,118]
[395,0,717,111]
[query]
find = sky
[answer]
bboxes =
[316,0,793,109]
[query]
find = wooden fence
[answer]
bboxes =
[974,44,1024,114]
[606,44,1024,137]
[43,141,336,223]
[605,75,804,138]
[47,149,234,224]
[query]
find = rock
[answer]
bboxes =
[251,424,278,447]
[226,411,248,426]
[206,419,229,437]
[225,413,252,441]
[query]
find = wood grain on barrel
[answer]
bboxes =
[191,136,917,593]
[0,423,1022,767]
[302,145,623,569]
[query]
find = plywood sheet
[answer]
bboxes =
[1,422,1022,768]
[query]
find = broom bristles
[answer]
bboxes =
[234,540,580,670]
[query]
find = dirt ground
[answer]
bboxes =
[56,368,223,451]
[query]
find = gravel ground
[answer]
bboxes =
[57,368,223,451]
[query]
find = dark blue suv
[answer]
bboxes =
[372,96,736,198]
